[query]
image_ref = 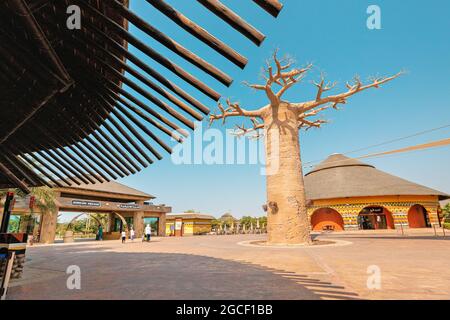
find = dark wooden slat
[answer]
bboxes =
[105,0,233,85]
[0,160,31,193]
[58,108,131,178]
[82,24,210,115]
[252,0,283,17]
[0,153,40,186]
[26,152,73,186]
[111,92,183,143]
[70,32,209,116]
[145,0,247,69]
[197,0,266,46]
[77,0,222,101]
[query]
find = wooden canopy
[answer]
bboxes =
[0,0,284,193]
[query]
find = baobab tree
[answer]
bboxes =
[210,51,402,245]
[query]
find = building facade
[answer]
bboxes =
[166,213,214,236]
[1,181,171,243]
[305,154,449,231]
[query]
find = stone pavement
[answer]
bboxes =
[7,230,450,300]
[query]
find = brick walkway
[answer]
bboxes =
[7,230,450,300]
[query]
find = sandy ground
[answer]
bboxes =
[7,228,450,300]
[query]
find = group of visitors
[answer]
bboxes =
[121,224,152,244]
[96,223,152,244]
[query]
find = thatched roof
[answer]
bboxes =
[167,213,215,221]
[0,0,284,193]
[305,154,450,201]
[56,180,154,200]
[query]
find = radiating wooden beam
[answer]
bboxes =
[105,0,233,85]
[76,0,222,101]
[0,152,40,187]
[0,160,31,193]
[197,0,266,46]
[252,0,284,17]
[81,23,210,115]
[145,0,248,69]
[71,32,208,116]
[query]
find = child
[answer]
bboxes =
[130,228,135,241]
[121,230,126,244]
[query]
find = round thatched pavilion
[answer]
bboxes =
[305,154,449,231]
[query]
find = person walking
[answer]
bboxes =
[98,225,103,241]
[130,228,135,241]
[121,230,126,244]
[145,224,151,242]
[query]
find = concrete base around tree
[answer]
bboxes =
[6,229,450,300]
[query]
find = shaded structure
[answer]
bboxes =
[165,213,214,236]
[1,180,170,243]
[0,0,284,193]
[305,154,450,231]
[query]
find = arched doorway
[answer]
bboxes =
[408,205,431,228]
[358,206,395,230]
[311,208,344,231]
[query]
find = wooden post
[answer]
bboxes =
[0,251,15,301]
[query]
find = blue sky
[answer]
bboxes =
[69,0,450,220]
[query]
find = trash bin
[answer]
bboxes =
[63,231,74,243]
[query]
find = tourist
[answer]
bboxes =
[98,225,103,241]
[145,224,151,242]
[130,228,135,241]
[121,230,126,244]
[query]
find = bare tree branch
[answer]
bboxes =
[294,71,404,112]
[243,50,313,104]
[209,99,262,126]
[231,117,265,139]
[299,119,328,131]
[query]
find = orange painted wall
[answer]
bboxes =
[408,205,428,228]
[384,208,395,229]
[311,208,344,231]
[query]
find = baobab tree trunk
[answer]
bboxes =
[264,102,312,245]
[209,51,401,244]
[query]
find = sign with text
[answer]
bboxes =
[71,200,101,207]
[117,204,141,210]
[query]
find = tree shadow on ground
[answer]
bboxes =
[8,244,360,300]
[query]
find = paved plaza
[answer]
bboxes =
[7,229,450,300]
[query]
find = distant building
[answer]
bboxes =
[166,213,215,236]
[305,154,449,231]
[219,212,238,224]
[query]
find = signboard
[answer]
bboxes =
[117,204,141,210]
[175,220,182,231]
[368,207,383,214]
[71,200,101,207]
